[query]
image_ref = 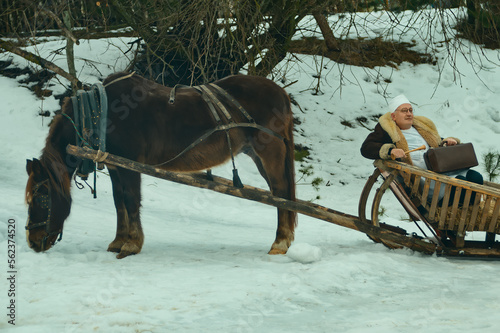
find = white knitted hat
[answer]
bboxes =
[388,94,411,113]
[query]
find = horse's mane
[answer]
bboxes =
[26,112,72,204]
[41,142,72,199]
[47,110,72,197]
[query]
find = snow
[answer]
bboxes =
[1,8,500,333]
[286,243,322,264]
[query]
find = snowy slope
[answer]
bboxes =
[1,9,500,333]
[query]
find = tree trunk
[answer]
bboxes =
[63,10,78,94]
[105,0,318,84]
[254,1,309,77]
[312,10,339,51]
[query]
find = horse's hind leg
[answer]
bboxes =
[250,137,296,255]
[108,168,144,259]
[107,168,129,253]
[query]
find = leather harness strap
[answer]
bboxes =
[199,85,233,122]
[154,82,284,173]
[152,122,283,168]
[71,83,108,153]
[208,83,255,123]
[193,85,225,124]
[69,82,108,197]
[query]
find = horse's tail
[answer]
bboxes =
[283,95,297,229]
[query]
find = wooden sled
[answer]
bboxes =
[359,159,500,258]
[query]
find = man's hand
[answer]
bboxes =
[443,138,458,146]
[390,148,406,159]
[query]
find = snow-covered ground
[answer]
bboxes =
[1,8,500,333]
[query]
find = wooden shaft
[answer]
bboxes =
[66,144,440,254]
[67,145,500,258]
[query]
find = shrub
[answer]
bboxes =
[483,150,500,182]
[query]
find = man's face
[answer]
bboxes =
[391,103,413,130]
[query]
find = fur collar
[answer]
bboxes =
[378,112,442,164]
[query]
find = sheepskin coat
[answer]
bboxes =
[360,112,459,165]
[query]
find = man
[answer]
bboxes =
[361,94,482,202]
[360,94,458,165]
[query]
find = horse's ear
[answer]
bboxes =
[26,159,33,175]
[28,158,45,180]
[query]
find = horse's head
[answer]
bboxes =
[25,158,71,252]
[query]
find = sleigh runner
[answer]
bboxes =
[67,145,500,259]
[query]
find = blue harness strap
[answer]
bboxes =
[70,82,108,195]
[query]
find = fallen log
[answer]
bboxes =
[67,144,500,257]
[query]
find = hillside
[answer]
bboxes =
[1,8,500,333]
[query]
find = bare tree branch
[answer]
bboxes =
[312,9,339,51]
[0,39,82,89]
[34,3,80,45]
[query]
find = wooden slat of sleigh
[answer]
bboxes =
[457,190,472,234]
[487,199,500,233]
[428,181,442,220]
[382,161,500,198]
[438,183,452,229]
[411,175,421,196]
[467,194,482,232]
[421,178,431,209]
[403,171,411,187]
[448,187,462,230]
[479,196,493,231]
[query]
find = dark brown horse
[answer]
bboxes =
[25,73,296,259]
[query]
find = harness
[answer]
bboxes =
[65,82,108,197]
[65,77,283,190]
[166,82,284,188]
[25,179,63,248]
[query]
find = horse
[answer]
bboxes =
[25,72,296,259]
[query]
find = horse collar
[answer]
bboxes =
[70,83,108,180]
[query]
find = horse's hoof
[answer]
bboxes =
[107,246,121,253]
[268,239,290,255]
[116,242,141,259]
[107,239,126,253]
[268,248,287,255]
[116,250,136,259]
